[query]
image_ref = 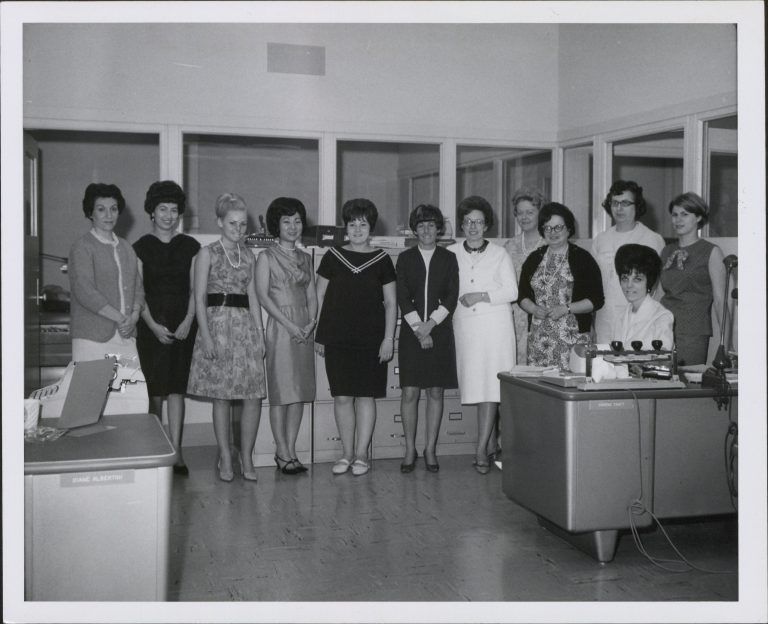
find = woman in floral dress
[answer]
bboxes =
[187,193,266,483]
[518,203,604,369]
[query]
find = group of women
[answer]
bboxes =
[67,178,727,480]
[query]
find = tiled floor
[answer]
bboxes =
[167,445,738,603]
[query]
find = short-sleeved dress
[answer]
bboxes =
[315,246,396,398]
[505,233,546,365]
[527,249,590,369]
[660,238,718,366]
[133,233,200,396]
[262,245,316,405]
[187,242,266,400]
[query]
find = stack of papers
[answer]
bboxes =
[506,365,558,377]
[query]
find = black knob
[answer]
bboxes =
[610,340,623,352]
[651,340,663,351]
[631,341,643,351]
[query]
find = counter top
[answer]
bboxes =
[25,413,177,475]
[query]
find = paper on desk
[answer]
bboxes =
[507,365,559,377]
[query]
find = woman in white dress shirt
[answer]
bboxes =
[592,181,665,344]
[612,244,674,350]
[448,196,517,475]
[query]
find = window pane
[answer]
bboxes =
[705,115,737,237]
[337,141,440,237]
[26,129,160,292]
[457,145,552,238]
[611,130,684,239]
[184,134,319,234]
[562,143,593,239]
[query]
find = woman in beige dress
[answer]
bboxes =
[255,197,317,475]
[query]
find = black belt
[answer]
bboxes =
[207,293,249,308]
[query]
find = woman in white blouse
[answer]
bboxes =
[612,244,674,350]
[448,196,517,475]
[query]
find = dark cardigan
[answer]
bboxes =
[395,245,459,328]
[517,242,604,333]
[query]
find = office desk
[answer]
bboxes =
[24,413,176,600]
[497,374,738,562]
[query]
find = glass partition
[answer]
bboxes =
[336,140,440,236]
[704,115,737,237]
[183,134,319,234]
[457,145,552,238]
[562,143,594,239]
[611,130,684,239]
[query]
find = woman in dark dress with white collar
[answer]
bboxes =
[396,205,459,473]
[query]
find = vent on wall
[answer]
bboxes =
[267,42,325,76]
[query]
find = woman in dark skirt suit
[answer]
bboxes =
[396,205,459,473]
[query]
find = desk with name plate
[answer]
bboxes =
[24,413,176,600]
[497,373,738,562]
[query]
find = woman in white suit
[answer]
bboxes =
[448,196,517,475]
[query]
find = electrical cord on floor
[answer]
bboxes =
[723,399,738,510]
[626,392,737,574]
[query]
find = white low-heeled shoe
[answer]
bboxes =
[351,459,370,476]
[332,458,352,475]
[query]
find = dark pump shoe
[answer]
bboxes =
[472,459,491,475]
[274,455,300,475]
[423,449,439,473]
[400,449,418,473]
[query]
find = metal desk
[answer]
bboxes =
[24,413,176,600]
[498,374,738,562]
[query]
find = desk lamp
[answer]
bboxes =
[702,254,737,401]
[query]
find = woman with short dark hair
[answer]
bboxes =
[69,182,144,362]
[518,202,604,369]
[133,180,200,475]
[448,196,518,474]
[396,204,459,473]
[255,197,317,475]
[612,243,674,349]
[659,192,726,365]
[592,180,665,344]
[314,198,397,477]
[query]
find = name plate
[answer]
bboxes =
[60,470,135,487]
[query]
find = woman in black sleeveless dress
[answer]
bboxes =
[134,181,200,475]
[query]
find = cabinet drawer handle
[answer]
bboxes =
[446,430,466,436]
[389,433,405,439]
[326,436,341,442]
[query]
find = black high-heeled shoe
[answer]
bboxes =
[400,449,418,473]
[423,448,439,473]
[274,454,300,475]
[290,457,308,473]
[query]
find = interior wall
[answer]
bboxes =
[23,23,560,141]
[557,24,737,133]
[29,133,159,289]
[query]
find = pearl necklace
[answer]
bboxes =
[220,239,241,268]
[540,246,568,288]
[276,241,297,254]
[521,232,542,256]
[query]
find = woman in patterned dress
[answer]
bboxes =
[504,188,547,365]
[314,198,397,477]
[187,193,266,483]
[660,192,726,366]
[255,197,317,475]
[518,203,604,369]
[134,180,200,475]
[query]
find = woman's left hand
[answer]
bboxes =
[173,316,193,341]
[117,314,137,338]
[459,291,486,307]
[548,305,569,321]
[378,338,394,363]
[300,320,316,341]
[255,333,266,359]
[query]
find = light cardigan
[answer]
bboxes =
[68,231,145,342]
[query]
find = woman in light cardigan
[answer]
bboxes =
[68,183,144,362]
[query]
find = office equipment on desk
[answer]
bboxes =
[30,355,148,420]
[301,225,346,247]
[25,413,176,601]
[583,342,678,380]
[497,373,738,563]
[56,357,116,432]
